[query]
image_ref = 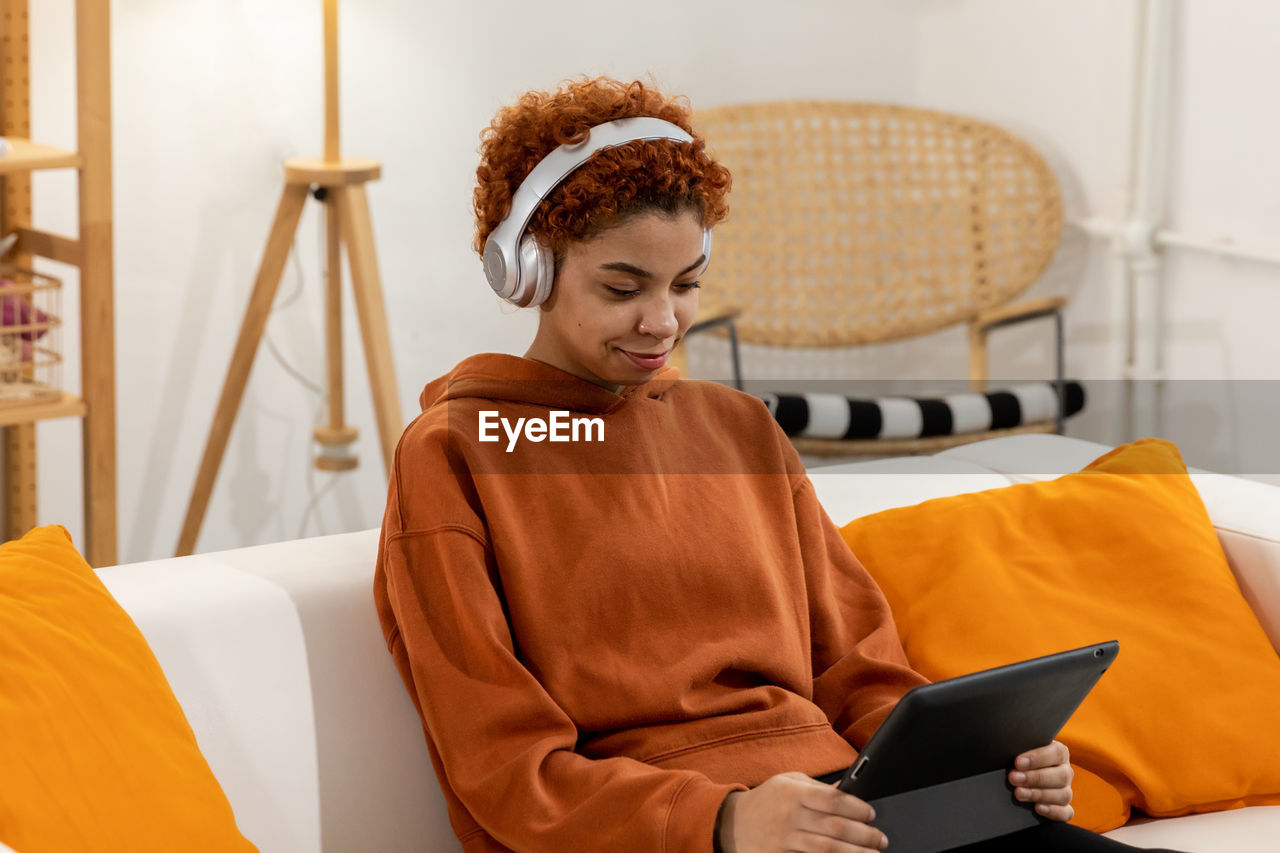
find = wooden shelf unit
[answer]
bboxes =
[0,393,87,428]
[0,0,117,566]
[0,139,82,173]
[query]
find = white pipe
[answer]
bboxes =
[1074,217,1280,262]
[1154,230,1280,266]
[1081,2,1280,441]
[1078,0,1171,437]
[1132,0,1172,230]
[1131,0,1171,407]
[1072,217,1280,266]
[1107,0,1146,440]
[1072,216,1123,239]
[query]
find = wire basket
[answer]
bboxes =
[0,263,63,407]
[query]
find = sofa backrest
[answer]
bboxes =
[98,435,1280,852]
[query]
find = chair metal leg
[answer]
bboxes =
[726,319,743,391]
[1053,309,1065,435]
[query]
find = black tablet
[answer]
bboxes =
[837,640,1119,800]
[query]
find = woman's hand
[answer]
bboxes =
[716,772,887,853]
[1009,740,1074,822]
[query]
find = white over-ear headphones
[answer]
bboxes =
[482,116,714,308]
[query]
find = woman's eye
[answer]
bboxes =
[603,281,699,297]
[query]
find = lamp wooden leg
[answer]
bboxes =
[314,190,359,471]
[337,185,401,472]
[324,191,346,433]
[176,182,310,556]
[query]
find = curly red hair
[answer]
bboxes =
[472,76,732,263]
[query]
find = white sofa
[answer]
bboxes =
[89,435,1279,852]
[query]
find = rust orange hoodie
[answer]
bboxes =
[373,354,925,852]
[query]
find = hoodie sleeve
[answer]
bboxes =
[374,435,740,852]
[782,453,930,750]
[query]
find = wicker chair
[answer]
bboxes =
[677,101,1068,458]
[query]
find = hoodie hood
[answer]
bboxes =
[418,353,680,416]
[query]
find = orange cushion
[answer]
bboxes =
[837,438,1280,832]
[0,525,258,853]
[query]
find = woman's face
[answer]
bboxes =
[525,209,705,393]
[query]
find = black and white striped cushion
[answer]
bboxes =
[759,381,1085,440]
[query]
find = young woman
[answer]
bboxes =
[374,76,1184,853]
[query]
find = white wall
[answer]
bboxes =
[25,0,918,561]
[911,0,1133,377]
[911,0,1280,480]
[22,1,1280,561]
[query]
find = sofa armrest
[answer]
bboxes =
[1191,476,1280,655]
[103,530,457,853]
[1216,529,1280,655]
[98,556,322,853]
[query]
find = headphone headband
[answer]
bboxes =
[482,117,699,304]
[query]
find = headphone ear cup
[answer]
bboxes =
[530,238,555,307]
[513,233,549,307]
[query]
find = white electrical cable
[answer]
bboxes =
[303,206,333,538]
[264,240,324,396]
[297,398,342,540]
[260,204,344,539]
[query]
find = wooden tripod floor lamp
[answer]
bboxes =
[176,0,401,556]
